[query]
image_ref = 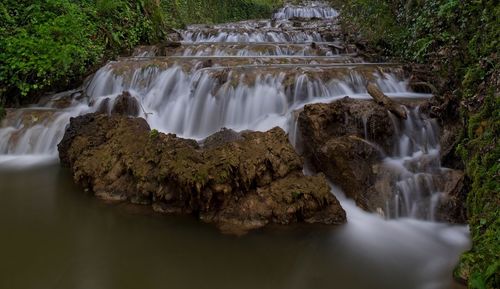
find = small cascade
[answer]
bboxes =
[168,43,350,57]
[181,29,324,43]
[0,91,91,164]
[383,108,445,220]
[273,2,339,20]
[82,63,417,139]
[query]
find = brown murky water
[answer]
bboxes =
[0,164,468,289]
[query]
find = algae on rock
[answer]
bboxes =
[58,113,346,233]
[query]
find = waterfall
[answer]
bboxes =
[0,1,448,223]
[273,2,339,20]
[382,108,445,220]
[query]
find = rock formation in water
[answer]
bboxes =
[58,113,346,233]
[96,91,141,116]
[298,97,467,222]
[298,97,395,211]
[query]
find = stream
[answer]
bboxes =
[0,2,470,289]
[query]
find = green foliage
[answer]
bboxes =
[456,95,500,289]
[337,0,499,85]
[333,0,407,54]
[0,0,281,105]
[149,129,159,139]
[160,0,281,27]
[1,0,97,99]
[0,0,163,103]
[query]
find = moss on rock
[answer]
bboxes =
[58,113,346,233]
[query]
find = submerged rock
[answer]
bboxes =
[58,113,346,233]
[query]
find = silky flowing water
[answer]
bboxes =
[0,2,470,289]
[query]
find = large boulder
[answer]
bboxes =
[298,97,467,222]
[434,169,468,223]
[96,91,140,116]
[299,97,396,153]
[419,93,464,169]
[316,135,383,209]
[58,113,346,233]
[298,97,394,209]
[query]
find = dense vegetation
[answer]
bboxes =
[333,0,499,288]
[0,0,282,110]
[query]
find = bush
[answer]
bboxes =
[0,0,102,101]
[456,95,500,289]
[0,0,161,104]
[0,0,281,107]
[160,0,280,27]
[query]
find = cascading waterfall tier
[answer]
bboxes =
[273,1,339,20]
[181,29,325,43]
[84,61,414,139]
[134,43,355,57]
[383,107,445,220]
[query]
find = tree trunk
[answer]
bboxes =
[367,83,407,119]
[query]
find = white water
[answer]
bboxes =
[181,30,324,43]
[83,62,420,139]
[336,198,469,289]
[0,2,469,288]
[273,2,339,20]
[172,43,345,57]
[382,108,446,220]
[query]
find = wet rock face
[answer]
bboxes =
[434,169,468,223]
[298,97,467,222]
[58,113,346,233]
[298,97,393,209]
[419,93,464,169]
[320,136,384,209]
[96,91,140,116]
[299,97,396,153]
[111,91,140,116]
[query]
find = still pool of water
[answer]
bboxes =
[0,163,469,289]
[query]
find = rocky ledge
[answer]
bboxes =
[298,97,466,222]
[58,113,346,233]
